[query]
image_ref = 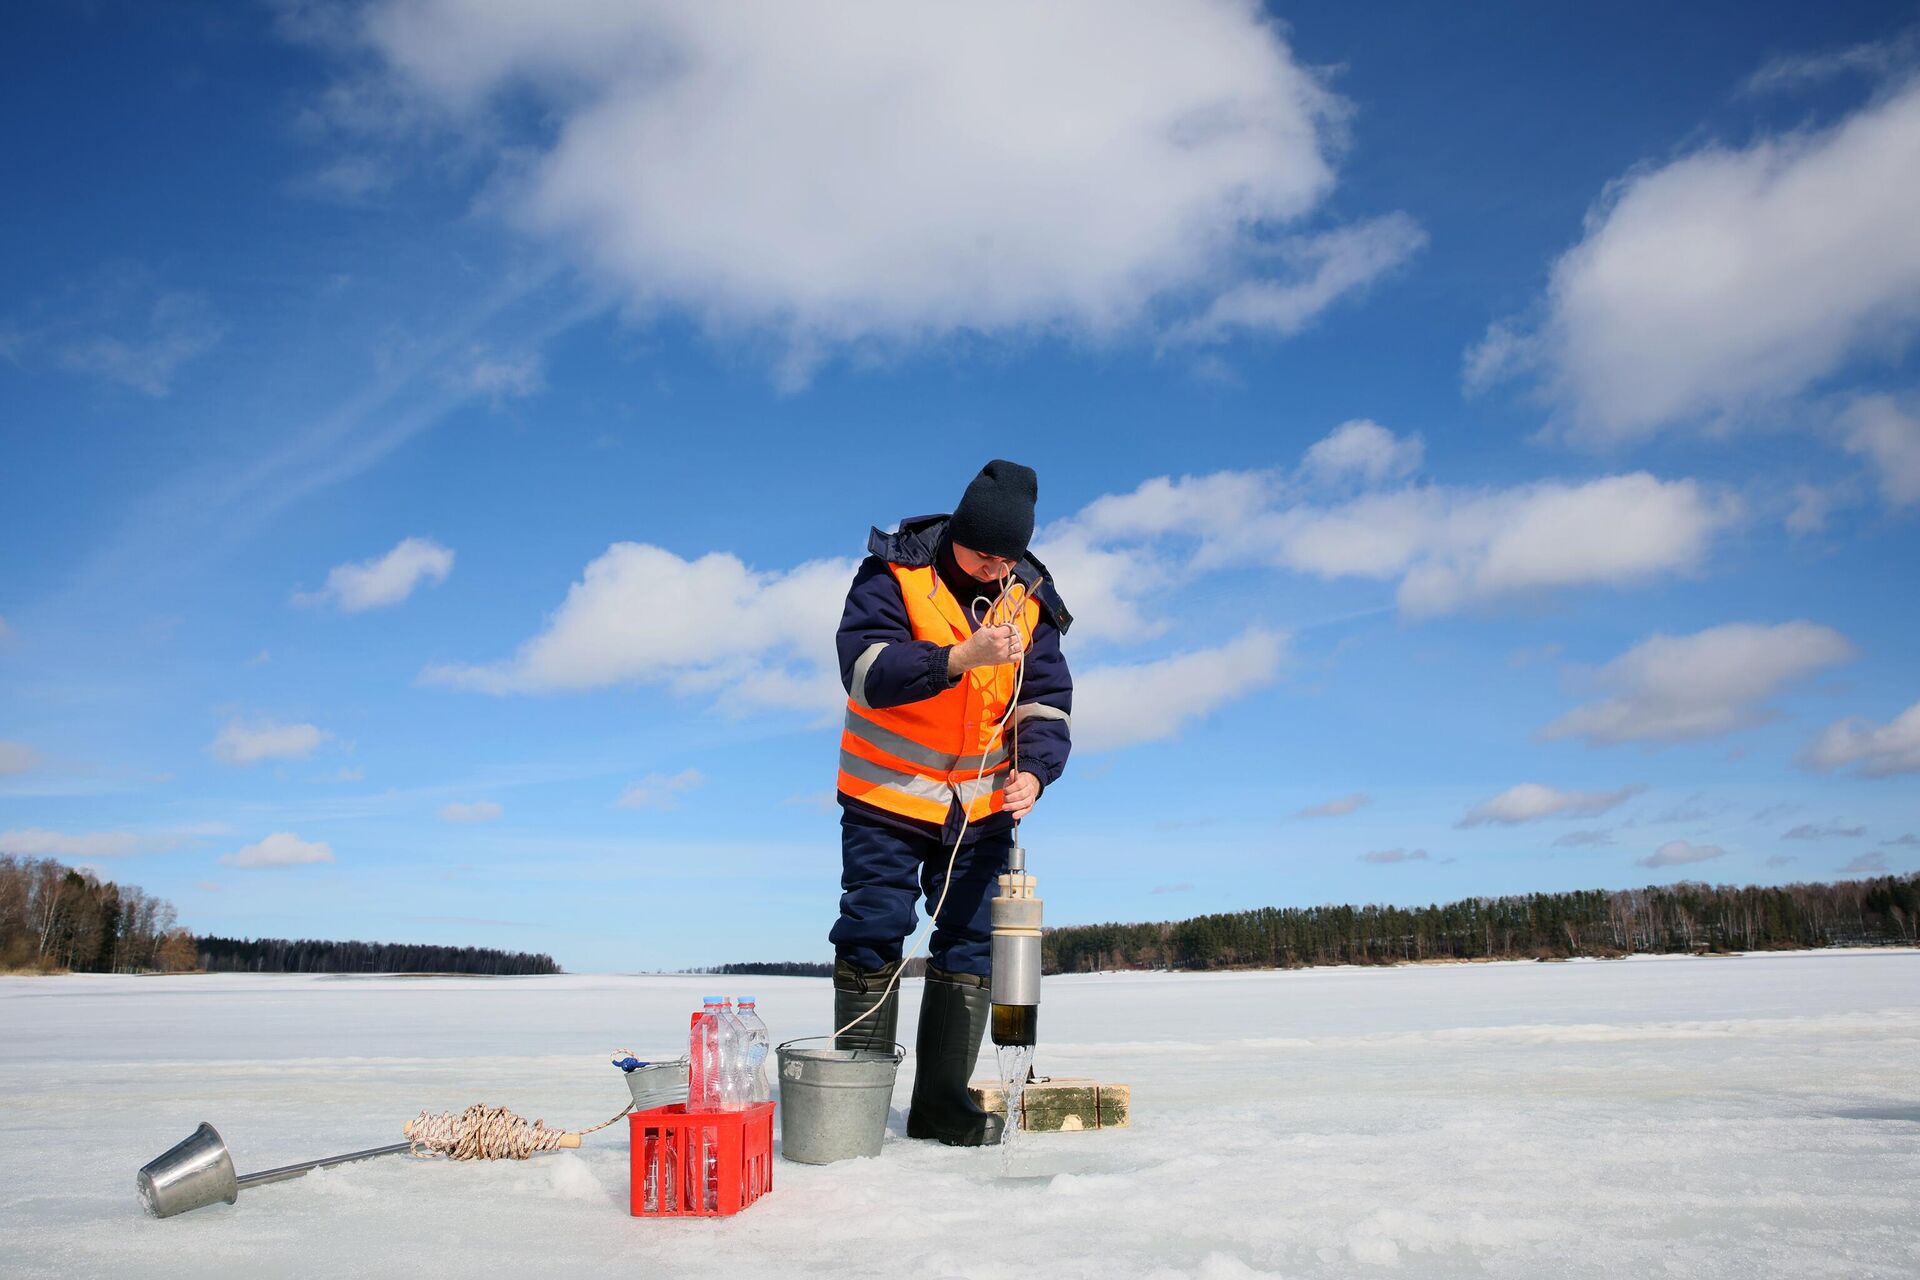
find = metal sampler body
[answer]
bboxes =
[989,842,1043,1047]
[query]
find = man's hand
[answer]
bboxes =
[1003,770,1042,820]
[948,622,1026,677]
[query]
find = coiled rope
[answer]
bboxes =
[403,1101,633,1160]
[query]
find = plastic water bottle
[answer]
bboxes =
[718,999,750,1111]
[690,996,724,1110]
[643,1129,677,1212]
[736,997,772,1104]
[691,996,725,1211]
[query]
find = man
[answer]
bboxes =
[830,459,1073,1146]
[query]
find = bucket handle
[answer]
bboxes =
[776,1035,905,1064]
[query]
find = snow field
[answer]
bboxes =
[2,950,1916,1278]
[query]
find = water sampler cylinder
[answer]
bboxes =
[989,843,1043,1047]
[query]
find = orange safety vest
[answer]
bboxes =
[837,562,1041,825]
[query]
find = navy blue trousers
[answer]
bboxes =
[829,817,1012,977]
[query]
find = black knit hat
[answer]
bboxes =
[949,459,1038,560]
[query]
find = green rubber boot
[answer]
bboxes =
[832,958,902,1052]
[906,966,1005,1146]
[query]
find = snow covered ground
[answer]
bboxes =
[4,950,1917,1279]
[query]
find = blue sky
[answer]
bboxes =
[3,1,1917,973]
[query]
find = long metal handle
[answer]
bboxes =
[237,1141,413,1189]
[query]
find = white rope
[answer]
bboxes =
[405,1104,573,1160]
[403,1101,632,1160]
[830,567,1035,1044]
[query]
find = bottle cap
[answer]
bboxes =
[702,995,722,1005]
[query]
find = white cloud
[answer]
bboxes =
[425,542,852,708]
[456,351,545,404]
[1300,419,1424,488]
[439,800,503,823]
[1785,483,1838,536]
[1542,622,1855,745]
[1072,628,1286,753]
[1458,783,1642,827]
[0,740,40,776]
[1247,473,1725,616]
[1638,839,1727,869]
[1167,215,1427,345]
[1361,847,1427,864]
[345,0,1413,382]
[1553,829,1615,848]
[1461,321,1534,395]
[289,153,395,205]
[1655,796,1721,824]
[210,718,330,765]
[1474,78,1920,442]
[1800,698,1920,777]
[57,291,224,396]
[297,536,455,612]
[1044,425,1732,625]
[617,768,705,811]
[1742,36,1917,96]
[221,832,335,868]
[428,427,1721,728]
[1025,525,1175,647]
[1838,851,1889,876]
[1841,394,1920,506]
[1782,821,1866,840]
[0,828,144,858]
[1381,475,1732,617]
[1296,791,1369,819]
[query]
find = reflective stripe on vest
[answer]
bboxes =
[836,562,1040,824]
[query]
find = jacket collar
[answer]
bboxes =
[868,513,1073,634]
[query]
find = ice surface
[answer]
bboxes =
[3,951,1917,1278]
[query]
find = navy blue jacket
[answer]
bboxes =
[836,514,1073,842]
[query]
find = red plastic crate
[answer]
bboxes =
[629,1103,774,1218]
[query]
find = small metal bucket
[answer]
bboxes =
[622,1057,690,1112]
[138,1122,238,1219]
[775,1037,903,1164]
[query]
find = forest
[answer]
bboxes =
[194,935,560,975]
[10,853,1915,978]
[1042,874,1920,972]
[691,960,835,977]
[1,855,557,975]
[0,854,197,972]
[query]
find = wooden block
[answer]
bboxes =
[968,1077,1131,1132]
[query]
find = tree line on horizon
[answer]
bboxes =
[12,854,1914,978]
[195,935,561,976]
[1,855,558,975]
[1040,874,1920,972]
[1,855,198,972]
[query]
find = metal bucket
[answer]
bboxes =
[621,1057,690,1112]
[775,1036,903,1164]
[138,1122,239,1218]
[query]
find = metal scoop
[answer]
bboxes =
[137,1122,410,1219]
